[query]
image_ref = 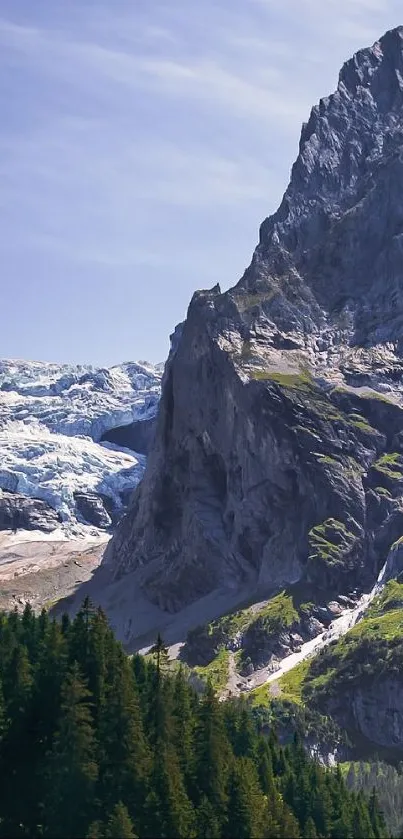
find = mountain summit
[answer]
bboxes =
[246,24,403,354]
[105,28,403,622]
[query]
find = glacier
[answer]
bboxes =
[0,358,162,538]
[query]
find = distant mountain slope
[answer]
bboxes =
[0,358,162,538]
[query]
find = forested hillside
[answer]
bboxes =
[0,600,387,838]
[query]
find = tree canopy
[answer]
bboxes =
[0,602,388,838]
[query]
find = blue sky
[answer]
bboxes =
[1,0,401,366]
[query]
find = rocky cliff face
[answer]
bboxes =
[106,26,403,614]
[329,678,403,752]
[0,491,62,533]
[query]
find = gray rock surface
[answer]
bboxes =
[105,26,403,614]
[325,679,403,752]
[0,491,62,533]
[101,417,156,456]
[73,491,113,530]
[352,680,403,749]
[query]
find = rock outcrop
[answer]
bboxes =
[105,26,403,614]
[329,679,403,752]
[0,490,62,533]
[73,491,113,529]
[100,416,156,456]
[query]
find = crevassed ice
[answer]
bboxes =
[0,359,162,537]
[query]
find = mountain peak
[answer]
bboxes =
[255,25,403,273]
[338,25,403,101]
[104,27,403,640]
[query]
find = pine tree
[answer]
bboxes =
[309,772,333,838]
[86,821,105,839]
[283,770,299,819]
[0,642,36,836]
[234,701,258,759]
[143,745,195,838]
[98,647,150,825]
[13,622,69,836]
[150,632,169,677]
[132,652,148,685]
[279,807,301,838]
[195,794,221,838]
[0,677,9,833]
[146,652,175,750]
[105,802,138,838]
[61,612,71,636]
[257,736,275,793]
[69,597,95,672]
[352,797,375,839]
[194,681,231,817]
[44,662,98,838]
[34,619,68,748]
[172,665,195,784]
[6,605,19,636]
[369,786,387,838]
[0,677,6,743]
[331,814,353,838]
[142,790,163,838]
[131,654,152,718]
[86,606,112,725]
[223,757,267,839]
[303,816,318,838]
[8,642,33,719]
[38,606,49,639]
[21,602,38,660]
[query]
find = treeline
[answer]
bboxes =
[0,599,388,838]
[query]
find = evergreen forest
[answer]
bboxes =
[0,599,388,839]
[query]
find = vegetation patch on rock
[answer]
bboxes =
[305,613,403,700]
[181,590,315,682]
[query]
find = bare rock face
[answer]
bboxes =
[0,491,62,533]
[323,679,403,752]
[352,680,403,749]
[352,678,403,750]
[100,417,156,456]
[73,492,113,530]
[105,27,403,613]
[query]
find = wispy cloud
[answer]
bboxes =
[253,0,401,45]
[0,4,295,274]
[0,17,303,127]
